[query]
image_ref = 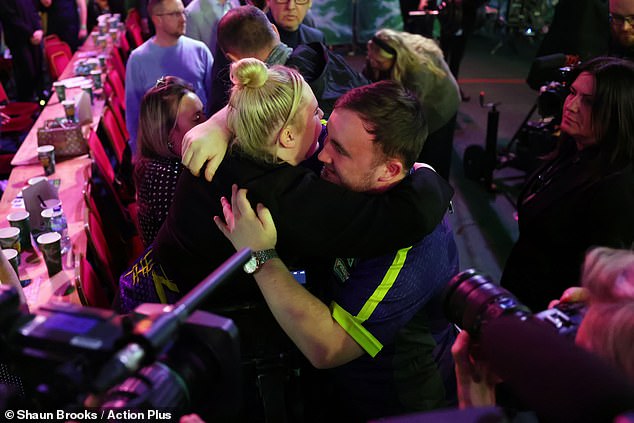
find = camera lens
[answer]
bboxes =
[443,270,530,336]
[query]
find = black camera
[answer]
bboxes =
[0,249,251,420]
[443,269,586,340]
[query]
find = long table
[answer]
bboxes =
[1,31,116,310]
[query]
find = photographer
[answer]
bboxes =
[452,246,634,420]
[500,56,634,311]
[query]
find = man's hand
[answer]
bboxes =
[181,106,230,182]
[452,331,498,408]
[30,29,44,45]
[0,112,10,125]
[78,27,88,39]
[41,0,53,7]
[548,287,589,309]
[214,184,277,251]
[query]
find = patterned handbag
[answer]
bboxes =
[37,119,89,157]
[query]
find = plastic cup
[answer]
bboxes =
[97,54,107,69]
[37,145,56,176]
[7,211,32,250]
[37,232,63,277]
[90,69,103,89]
[91,32,99,45]
[2,248,19,278]
[0,227,21,254]
[98,22,108,36]
[62,100,76,122]
[97,35,108,50]
[53,81,66,102]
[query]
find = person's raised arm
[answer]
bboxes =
[181,106,230,181]
[76,0,88,39]
[214,185,364,368]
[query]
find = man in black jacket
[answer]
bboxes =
[212,5,368,117]
[0,0,44,102]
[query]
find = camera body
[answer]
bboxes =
[0,287,241,420]
[443,269,586,340]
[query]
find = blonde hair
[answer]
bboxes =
[578,247,634,381]
[370,29,446,101]
[227,58,305,164]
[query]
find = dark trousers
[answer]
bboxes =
[440,32,468,79]
[8,42,43,101]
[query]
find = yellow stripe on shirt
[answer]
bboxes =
[330,246,412,357]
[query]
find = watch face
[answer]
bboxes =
[243,256,257,274]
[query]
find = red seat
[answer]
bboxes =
[106,70,126,108]
[0,114,34,134]
[44,39,72,59]
[48,50,71,80]
[75,253,111,308]
[84,207,117,293]
[126,24,144,49]
[107,94,129,141]
[0,81,40,118]
[100,105,128,165]
[110,47,127,84]
[126,8,142,30]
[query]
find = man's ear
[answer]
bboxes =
[378,159,404,182]
[271,23,280,38]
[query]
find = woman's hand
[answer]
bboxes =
[214,184,277,252]
[182,106,230,182]
[452,331,498,408]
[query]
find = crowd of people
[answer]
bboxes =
[0,0,633,421]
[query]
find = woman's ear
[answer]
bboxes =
[278,126,296,149]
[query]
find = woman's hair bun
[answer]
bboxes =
[230,58,269,89]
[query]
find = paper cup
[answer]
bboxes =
[41,208,54,232]
[37,145,56,176]
[62,100,76,122]
[37,232,63,277]
[2,248,19,278]
[7,211,32,250]
[53,81,66,102]
[90,69,103,89]
[0,227,21,254]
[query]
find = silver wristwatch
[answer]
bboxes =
[243,249,278,274]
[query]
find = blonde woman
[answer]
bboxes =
[120,58,453,317]
[365,28,460,179]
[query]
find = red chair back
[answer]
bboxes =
[48,51,71,80]
[88,129,116,185]
[84,208,117,290]
[110,48,126,83]
[45,40,72,60]
[107,95,129,141]
[0,81,8,104]
[107,70,126,105]
[126,24,144,49]
[76,253,111,308]
[126,8,142,29]
[102,105,127,164]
